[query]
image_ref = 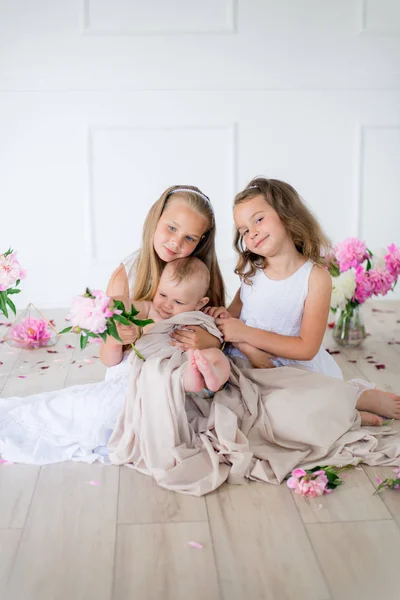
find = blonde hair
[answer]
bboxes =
[163,257,210,297]
[234,177,331,284]
[132,185,225,306]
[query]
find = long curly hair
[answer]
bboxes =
[233,177,331,284]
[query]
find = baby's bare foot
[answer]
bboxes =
[357,389,400,419]
[359,411,383,427]
[183,349,205,393]
[193,349,224,392]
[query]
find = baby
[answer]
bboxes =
[127,257,230,394]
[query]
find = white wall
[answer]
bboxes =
[1,0,399,307]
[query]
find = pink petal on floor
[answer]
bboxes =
[365,356,374,359]
[327,322,335,329]
[47,350,58,354]
[348,360,357,364]
[376,476,383,484]
[36,361,46,364]
[65,344,74,349]
[0,459,13,464]
[187,541,203,549]
[375,364,386,370]
[40,366,50,370]
[85,480,100,486]
[17,375,27,379]
[53,358,66,363]
[0,361,3,366]
[83,358,94,364]
[327,350,340,355]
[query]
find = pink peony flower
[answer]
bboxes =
[291,468,307,479]
[385,244,400,279]
[367,268,394,297]
[68,295,109,334]
[287,468,329,497]
[0,251,26,292]
[335,238,369,272]
[296,477,326,498]
[67,289,122,335]
[11,317,52,348]
[354,266,374,304]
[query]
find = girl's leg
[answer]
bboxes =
[356,388,400,420]
[358,410,383,426]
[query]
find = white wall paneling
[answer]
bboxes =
[360,0,400,35]
[0,1,399,306]
[81,0,236,35]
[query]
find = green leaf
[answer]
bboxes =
[113,300,125,313]
[6,296,16,315]
[15,279,20,286]
[7,288,21,294]
[59,326,73,334]
[4,248,13,257]
[84,330,97,338]
[107,319,122,342]
[80,334,89,350]
[114,314,131,326]
[132,318,154,327]
[99,331,108,343]
[366,258,372,271]
[0,292,9,318]
[130,305,139,317]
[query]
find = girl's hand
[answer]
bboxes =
[170,325,221,351]
[114,323,140,345]
[216,317,247,343]
[233,342,276,369]
[109,295,140,345]
[204,306,230,319]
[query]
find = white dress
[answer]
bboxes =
[0,253,139,465]
[226,262,343,379]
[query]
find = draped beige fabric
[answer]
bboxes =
[108,312,400,496]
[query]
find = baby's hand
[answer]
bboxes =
[204,306,230,319]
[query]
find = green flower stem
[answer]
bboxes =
[131,343,145,361]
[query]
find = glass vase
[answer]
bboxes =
[332,304,366,348]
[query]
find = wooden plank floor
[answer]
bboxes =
[1,302,400,600]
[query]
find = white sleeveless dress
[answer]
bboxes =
[226,262,343,379]
[0,253,139,464]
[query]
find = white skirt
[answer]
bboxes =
[0,355,131,465]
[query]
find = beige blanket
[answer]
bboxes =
[108,312,400,496]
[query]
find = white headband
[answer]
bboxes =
[168,187,212,209]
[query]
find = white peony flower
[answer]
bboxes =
[331,269,356,310]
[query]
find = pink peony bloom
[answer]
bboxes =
[11,317,52,348]
[367,268,394,297]
[291,468,307,479]
[385,244,400,279]
[286,476,299,490]
[296,477,326,498]
[287,469,329,497]
[0,251,26,292]
[68,292,113,334]
[335,238,369,272]
[354,266,374,304]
